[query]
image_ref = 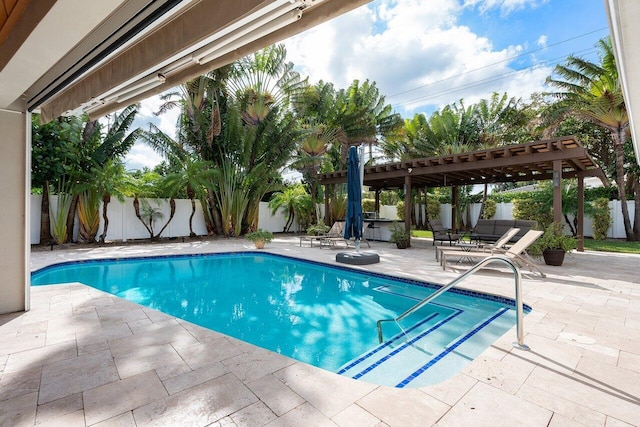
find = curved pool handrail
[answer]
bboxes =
[376,255,529,350]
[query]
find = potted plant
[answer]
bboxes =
[245,229,274,249]
[389,223,411,249]
[528,222,577,266]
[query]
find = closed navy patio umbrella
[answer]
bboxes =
[344,146,363,246]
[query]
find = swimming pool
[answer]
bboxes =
[31,252,529,388]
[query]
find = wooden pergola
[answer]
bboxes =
[318,136,607,251]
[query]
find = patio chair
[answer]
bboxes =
[321,228,371,249]
[440,229,545,277]
[428,219,460,246]
[435,227,520,262]
[299,221,344,247]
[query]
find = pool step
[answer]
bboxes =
[337,307,514,388]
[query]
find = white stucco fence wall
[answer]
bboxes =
[30,196,634,244]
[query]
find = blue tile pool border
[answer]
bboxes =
[31,250,532,312]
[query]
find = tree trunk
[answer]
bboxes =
[99,193,111,244]
[189,197,197,237]
[155,198,176,238]
[633,174,640,240]
[133,196,153,237]
[64,193,79,243]
[207,188,224,235]
[284,207,295,232]
[311,178,318,224]
[416,188,424,229]
[564,213,577,236]
[39,182,52,245]
[186,185,197,237]
[478,184,488,221]
[613,129,635,240]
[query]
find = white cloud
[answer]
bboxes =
[463,0,549,15]
[135,94,180,138]
[124,143,164,172]
[123,92,180,170]
[537,34,548,48]
[285,0,549,116]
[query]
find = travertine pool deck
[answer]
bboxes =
[1,236,639,426]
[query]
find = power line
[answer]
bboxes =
[387,27,608,101]
[391,46,599,109]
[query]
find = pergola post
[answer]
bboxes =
[324,185,330,225]
[577,174,585,251]
[553,160,563,224]
[404,175,411,246]
[451,186,459,231]
[374,189,380,215]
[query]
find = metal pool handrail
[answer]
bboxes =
[376,255,530,350]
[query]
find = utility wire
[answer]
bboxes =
[391,46,599,109]
[387,27,608,101]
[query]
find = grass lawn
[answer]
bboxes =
[411,229,640,254]
[583,239,640,254]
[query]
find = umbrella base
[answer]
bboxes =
[336,251,380,265]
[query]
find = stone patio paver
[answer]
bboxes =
[0,237,636,426]
[83,370,167,425]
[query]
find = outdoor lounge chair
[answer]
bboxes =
[440,229,545,277]
[299,221,344,247]
[435,227,520,262]
[428,219,460,246]
[321,232,371,249]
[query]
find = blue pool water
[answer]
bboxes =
[31,252,529,388]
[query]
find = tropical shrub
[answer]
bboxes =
[426,198,440,220]
[591,198,611,240]
[362,198,375,212]
[396,201,405,220]
[513,198,553,229]
[330,190,347,220]
[307,222,330,235]
[49,192,72,245]
[481,198,497,219]
[380,191,399,206]
[77,190,101,243]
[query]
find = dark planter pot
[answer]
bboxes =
[395,240,410,249]
[542,249,565,266]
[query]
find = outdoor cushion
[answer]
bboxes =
[473,219,537,243]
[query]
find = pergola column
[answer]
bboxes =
[404,175,411,246]
[577,173,585,251]
[324,185,330,225]
[374,189,380,215]
[451,186,459,231]
[553,160,563,223]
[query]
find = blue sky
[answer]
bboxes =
[128,0,610,170]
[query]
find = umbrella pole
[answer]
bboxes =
[355,239,360,253]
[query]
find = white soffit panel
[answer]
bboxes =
[0,0,127,109]
[605,0,640,165]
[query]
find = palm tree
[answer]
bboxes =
[332,79,403,168]
[162,155,215,237]
[546,37,636,240]
[56,106,140,243]
[155,72,231,234]
[269,184,312,233]
[290,119,344,223]
[92,161,134,244]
